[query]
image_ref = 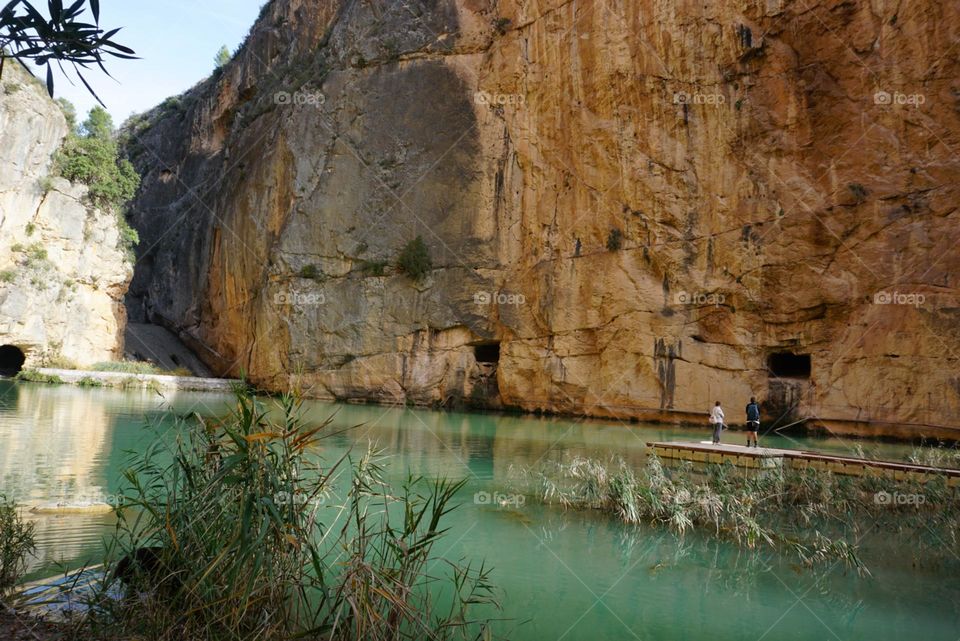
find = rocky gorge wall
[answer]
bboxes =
[0,64,132,369]
[125,0,960,438]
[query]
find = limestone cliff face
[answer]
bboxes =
[0,65,132,367]
[126,0,960,438]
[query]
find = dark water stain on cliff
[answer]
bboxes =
[341,59,481,263]
[655,338,679,409]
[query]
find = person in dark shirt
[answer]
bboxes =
[745,397,760,447]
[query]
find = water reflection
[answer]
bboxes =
[0,383,957,639]
[0,380,232,574]
[0,382,111,505]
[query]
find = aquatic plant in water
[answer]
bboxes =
[512,452,960,576]
[0,496,36,593]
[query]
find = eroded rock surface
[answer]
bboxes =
[125,0,960,438]
[0,65,132,368]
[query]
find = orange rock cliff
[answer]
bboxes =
[122,0,960,439]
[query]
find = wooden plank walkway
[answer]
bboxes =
[647,441,960,486]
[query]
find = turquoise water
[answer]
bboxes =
[0,380,957,639]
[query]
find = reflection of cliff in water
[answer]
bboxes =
[0,381,115,571]
[292,402,651,486]
[0,381,112,504]
[0,381,235,575]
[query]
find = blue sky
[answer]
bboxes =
[39,0,266,124]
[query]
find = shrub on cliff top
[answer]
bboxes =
[56,106,140,211]
[397,236,432,281]
[214,45,231,70]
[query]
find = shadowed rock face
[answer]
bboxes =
[125,0,960,438]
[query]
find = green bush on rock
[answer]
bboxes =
[396,236,432,282]
[54,105,140,260]
[57,107,140,211]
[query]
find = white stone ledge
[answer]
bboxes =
[35,368,239,392]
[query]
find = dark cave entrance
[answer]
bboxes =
[767,352,811,379]
[468,342,502,408]
[0,345,26,377]
[474,342,501,364]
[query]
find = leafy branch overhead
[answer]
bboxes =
[0,0,135,104]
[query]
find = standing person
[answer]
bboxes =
[745,397,760,448]
[709,401,725,444]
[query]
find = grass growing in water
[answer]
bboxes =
[77,390,499,641]
[0,496,35,593]
[512,453,960,575]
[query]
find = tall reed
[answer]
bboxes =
[0,496,35,593]
[80,390,499,641]
[513,452,960,576]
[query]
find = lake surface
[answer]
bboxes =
[1,379,958,640]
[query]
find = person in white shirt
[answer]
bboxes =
[709,401,725,444]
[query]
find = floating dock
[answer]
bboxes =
[647,441,960,487]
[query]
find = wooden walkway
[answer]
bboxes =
[647,441,960,486]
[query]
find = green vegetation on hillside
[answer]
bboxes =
[57,106,140,210]
[214,44,231,69]
[53,105,141,259]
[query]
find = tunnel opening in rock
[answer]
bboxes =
[474,342,501,364]
[767,352,811,379]
[0,345,26,377]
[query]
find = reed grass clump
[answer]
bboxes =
[0,496,35,593]
[514,453,960,576]
[80,390,498,641]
